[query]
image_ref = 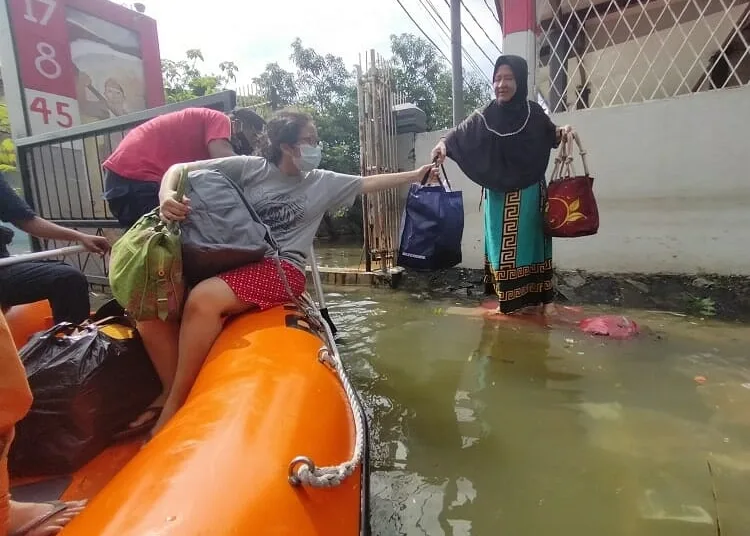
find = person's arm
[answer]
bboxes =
[159,156,250,221]
[361,164,437,194]
[0,176,108,254]
[14,217,108,254]
[201,109,235,158]
[206,139,236,158]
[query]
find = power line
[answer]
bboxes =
[393,0,451,63]
[461,0,502,55]
[483,0,501,25]
[441,0,495,67]
[416,0,453,50]
[393,0,489,83]
[422,0,488,77]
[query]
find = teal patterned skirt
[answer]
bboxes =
[483,181,554,314]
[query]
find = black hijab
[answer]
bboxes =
[443,55,559,193]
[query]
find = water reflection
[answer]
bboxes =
[326,289,750,535]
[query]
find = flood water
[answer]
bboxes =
[323,287,750,535]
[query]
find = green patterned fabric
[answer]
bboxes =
[108,172,186,321]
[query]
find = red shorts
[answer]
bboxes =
[218,258,306,310]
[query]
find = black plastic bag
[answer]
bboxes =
[8,315,161,477]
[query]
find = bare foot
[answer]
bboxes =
[9,499,86,536]
[148,397,182,439]
[127,392,166,429]
[484,306,512,320]
[543,303,558,316]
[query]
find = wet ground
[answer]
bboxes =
[325,287,750,535]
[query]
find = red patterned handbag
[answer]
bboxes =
[544,132,599,238]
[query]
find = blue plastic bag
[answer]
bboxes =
[397,166,464,270]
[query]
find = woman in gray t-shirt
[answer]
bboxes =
[133,109,439,437]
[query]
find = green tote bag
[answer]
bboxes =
[108,170,188,322]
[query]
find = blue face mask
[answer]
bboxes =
[296,144,322,172]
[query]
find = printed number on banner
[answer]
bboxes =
[23,0,57,26]
[30,97,73,127]
[34,43,61,80]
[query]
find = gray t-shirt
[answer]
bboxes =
[191,156,362,270]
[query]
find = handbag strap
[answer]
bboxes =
[569,132,591,177]
[550,133,569,182]
[551,132,591,180]
[175,166,189,201]
[419,164,453,191]
[440,164,453,191]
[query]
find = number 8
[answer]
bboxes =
[34,42,61,80]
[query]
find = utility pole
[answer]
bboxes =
[450,0,464,126]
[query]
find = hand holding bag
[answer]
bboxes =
[544,132,600,238]
[108,169,188,321]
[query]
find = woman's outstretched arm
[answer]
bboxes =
[360,164,438,194]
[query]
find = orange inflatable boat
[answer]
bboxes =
[7,298,371,536]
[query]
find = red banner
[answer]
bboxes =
[7,0,164,134]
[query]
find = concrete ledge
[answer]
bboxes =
[396,267,750,322]
[305,266,405,288]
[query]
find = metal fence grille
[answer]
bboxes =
[536,0,750,111]
[14,92,237,288]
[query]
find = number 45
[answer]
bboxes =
[30,97,73,128]
[24,0,57,26]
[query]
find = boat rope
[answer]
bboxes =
[288,299,365,488]
[269,252,365,488]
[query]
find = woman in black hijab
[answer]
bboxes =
[431,55,573,316]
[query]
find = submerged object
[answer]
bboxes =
[579,315,639,339]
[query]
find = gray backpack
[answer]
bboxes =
[180,168,277,286]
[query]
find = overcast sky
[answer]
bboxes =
[140,0,502,85]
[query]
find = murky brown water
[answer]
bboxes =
[8,234,750,534]
[324,287,750,535]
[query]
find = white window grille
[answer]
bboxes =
[536,0,750,111]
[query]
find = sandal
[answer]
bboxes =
[9,500,86,536]
[112,406,162,442]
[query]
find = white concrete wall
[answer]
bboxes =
[413,85,750,275]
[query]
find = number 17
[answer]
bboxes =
[24,0,57,26]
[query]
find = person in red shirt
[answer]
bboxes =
[102,106,265,228]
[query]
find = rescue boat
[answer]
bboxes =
[6,296,371,535]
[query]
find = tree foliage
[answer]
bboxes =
[161,49,238,103]
[0,103,16,172]
[160,33,493,236]
[389,33,492,130]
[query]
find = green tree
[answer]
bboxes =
[159,34,490,238]
[252,62,297,111]
[161,49,238,103]
[389,33,492,130]
[288,40,360,175]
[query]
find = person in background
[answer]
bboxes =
[140,108,440,438]
[103,78,128,117]
[74,68,110,121]
[0,174,110,324]
[431,55,573,317]
[102,106,266,229]
[1,310,87,535]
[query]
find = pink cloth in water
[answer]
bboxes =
[579,315,639,339]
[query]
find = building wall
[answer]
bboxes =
[412,84,750,275]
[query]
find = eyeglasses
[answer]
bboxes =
[297,136,320,146]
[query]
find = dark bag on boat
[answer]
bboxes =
[397,165,464,270]
[8,311,161,477]
[180,168,276,286]
[544,132,599,238]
